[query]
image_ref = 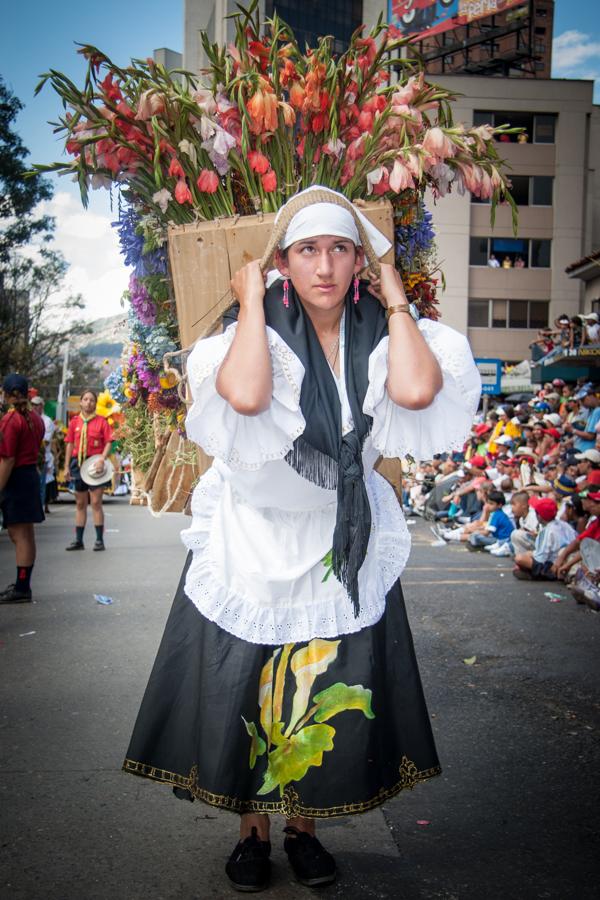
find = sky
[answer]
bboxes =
[1,1,599,322]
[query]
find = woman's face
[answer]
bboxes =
[80,392,97,415]
[275,236,364,313]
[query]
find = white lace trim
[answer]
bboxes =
[363,318,481,461]
[185,324,306,470]
[180,466,411,645]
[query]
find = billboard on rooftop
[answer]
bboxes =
[388,0,529,42]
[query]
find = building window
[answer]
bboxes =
[534,114,556,144]
[510,176,530,206]
[492,299,507,328]
[491,238,528,267]
[471,175,554,207]
[531,239,551,268]
[530,301,550,329]
[470,237,490,266]
[468,300,490,327]
[264,0,362,52]
[509,300,528,329]
[468,299,549,329]
[532,175,553,205]
[470,237,551,268]
[473,110,556,144]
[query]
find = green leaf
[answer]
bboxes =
[242,717,267,769]
[463,656,477,666]
[312,682,375,723]
[257,724,335,796]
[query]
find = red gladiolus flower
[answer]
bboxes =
[261,170,277,192]
[174,179,192,204]
[248,150,270,174]
[100,73,122,102]
[296,137,305,159]
[168,158,185,179]
[197,169,219,193]
[311,113,325,134]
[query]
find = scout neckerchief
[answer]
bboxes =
[77,413,97,467]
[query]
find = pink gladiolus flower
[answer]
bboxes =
[192,89,217,116]
[174,179,192,204]
[248,150,270,174]
[261,170,277,192]
[422,128,456,161]
[168,158,185,179]
[358,109,374,132]
[366,166,385,195]
[372,168,390,196]
[347,136,365,161]
[135,90,165,121]
[391,73,424,108]
[389,158,415,193]
[197,169,219,193]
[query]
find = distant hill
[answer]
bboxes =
[73,313,129,361]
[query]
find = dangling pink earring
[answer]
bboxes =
[353,275,360,304]
[283,278,290,308]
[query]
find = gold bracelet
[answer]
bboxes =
[385,304,411,321]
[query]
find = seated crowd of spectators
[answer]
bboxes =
[530,313,600,360]
[403,378,600,611]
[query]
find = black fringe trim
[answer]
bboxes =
[284,437,339,489]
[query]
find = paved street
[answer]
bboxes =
[1,498,598,899]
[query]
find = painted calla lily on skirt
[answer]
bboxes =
[244,638,375,797]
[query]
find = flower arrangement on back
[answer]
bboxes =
[35,1,517,227]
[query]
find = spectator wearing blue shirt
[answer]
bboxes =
[566,387,600,452]
[468,491,514,550]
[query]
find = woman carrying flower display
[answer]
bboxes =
[123,186,481,891]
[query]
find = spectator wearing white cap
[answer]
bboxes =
[574,448,600,491]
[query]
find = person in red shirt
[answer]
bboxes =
[61,389,113,551]
[0,374,45,603]
[552,492,600,579]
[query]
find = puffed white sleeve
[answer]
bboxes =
[363,318,481,461]
[184,323,306,470]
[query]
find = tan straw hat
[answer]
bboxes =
[80,454,114,487]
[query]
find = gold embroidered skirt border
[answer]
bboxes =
[122,756,442,819]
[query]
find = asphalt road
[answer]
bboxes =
[1,498,598,899]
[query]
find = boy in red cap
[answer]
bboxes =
[513,496,576,580]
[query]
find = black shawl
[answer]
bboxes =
[223,281,388,616]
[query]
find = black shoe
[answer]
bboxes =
[225,826,271,892]
[283,826,337,887]
[0,583,32,604]
[66,541,84,551]
[93,541,105,552]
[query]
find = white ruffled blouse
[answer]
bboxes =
[181,316,481,645]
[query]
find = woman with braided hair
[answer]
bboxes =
[124,186,481,891]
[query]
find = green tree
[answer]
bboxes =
[0,74,97,387]
[0,74,53,262]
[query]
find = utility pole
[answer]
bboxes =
[56,341,70,423]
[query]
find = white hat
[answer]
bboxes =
[575,449,600,463]
[495,435,514,445]
[80,454,114,487]
[30,396,44,405]
[543,413,562,427]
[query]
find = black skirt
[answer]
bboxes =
[123,553,440,818]
[1,464,45,526]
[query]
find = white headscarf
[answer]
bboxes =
[266,186,392,286]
